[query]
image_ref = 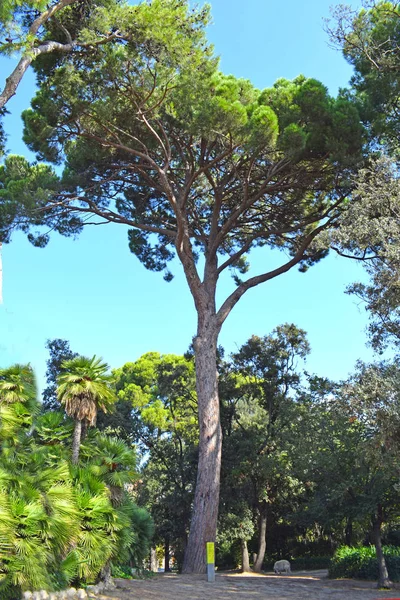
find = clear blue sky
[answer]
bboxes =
[0,0,379,393]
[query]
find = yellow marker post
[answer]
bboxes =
[206,542,215,582]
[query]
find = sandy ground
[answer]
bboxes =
[104,571,400,600]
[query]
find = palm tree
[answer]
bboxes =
[57,356,115,464]
[0,364,37,406]
[0,365,38,447]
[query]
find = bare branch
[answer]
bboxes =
[216,222,329,329]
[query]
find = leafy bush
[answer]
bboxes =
[111,565,133,579]
[263,555,331,571]
[291,556,332,570]
[329,545,400,581]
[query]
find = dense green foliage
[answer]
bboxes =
[2,0,400,579]
[328,3,400,353]
[0,363,153,598]
[42,338,78,411]
[330,546,400,581]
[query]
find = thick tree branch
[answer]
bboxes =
[216,222,329,329]
[0,0,121,109]
[0,0,78,108]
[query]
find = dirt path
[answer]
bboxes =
[107,571,400,600]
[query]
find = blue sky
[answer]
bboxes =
[0,0,379,393]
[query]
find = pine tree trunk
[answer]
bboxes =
[72,418,82,464]
[253,501,267,572]
[241,539,251,573]
[372,507,391,589]
[182,317,222,573]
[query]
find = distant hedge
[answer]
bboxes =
[329,546,400,581]
[291,556,332,570]
[264,555,331,571]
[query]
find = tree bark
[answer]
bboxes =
[99,561,112,584]
[182,315,222,573]
[164,536,171,572]
[150,547,158,572]
[372,507,391,589]
[72,418,82,464]
[0,0,78,109]
[241,539,251,573]
[253,501,267,572]
[345,517,353,546]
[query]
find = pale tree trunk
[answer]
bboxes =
[72,418,82,465]
[0,0,78,109]
[150,548,158,572]
[372,506,391,589]
[240,539,251,573]
[253,501,267,572]
[182,314,222,573]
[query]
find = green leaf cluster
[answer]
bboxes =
[0,363,153,598]
[330,545,400,581]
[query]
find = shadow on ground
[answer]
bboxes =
[107,570,400,600]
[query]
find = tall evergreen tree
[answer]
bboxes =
[0,0,365,572]
[42,338,78,410]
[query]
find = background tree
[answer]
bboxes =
[328,0,400,153]
[42,338,78,410]
[293,365,400,589]
[330,157,400,353]
[327,2,400,353]
[0,0,365,571]
[219,324,310,571]
[57,355,116,464]
[112,351,198,569]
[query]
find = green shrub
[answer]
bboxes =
[291,556,331,570]
[329,545,400,581]
[263,555,331,571]
[111,565,133,579]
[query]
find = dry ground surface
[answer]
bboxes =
[105,571,400,600]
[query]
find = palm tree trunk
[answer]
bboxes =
[72,418,82,464]
[150,548,158,572]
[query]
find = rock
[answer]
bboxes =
[39,591,49,600]
[105,580,115,589]
[32,593,41,600]
[76,590,87,599]
[23,592,33,600]
[66,588,77,598]
[48,594,57,600]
